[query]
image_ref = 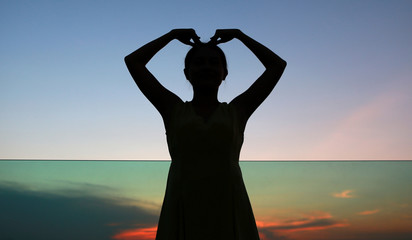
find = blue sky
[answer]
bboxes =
[1,0,411,160]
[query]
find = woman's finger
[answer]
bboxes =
[193,36,201,44]
[210,36,217,43]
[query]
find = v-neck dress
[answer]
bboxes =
[155,101,260,240]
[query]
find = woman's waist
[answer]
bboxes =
[169,160,242,180]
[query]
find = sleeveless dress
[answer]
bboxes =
[156,101,260,240]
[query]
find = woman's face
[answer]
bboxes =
[185,47,227,89]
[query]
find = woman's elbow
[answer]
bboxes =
[124,54,132,65]
[281,59,287,69]
[266,59,286,72]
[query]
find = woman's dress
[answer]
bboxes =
[155,101,260,240]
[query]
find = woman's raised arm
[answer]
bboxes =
[124,29,200,121]
[212,29,287,124]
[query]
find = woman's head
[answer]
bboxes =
[184,42,228,87]
[185,42,227,71]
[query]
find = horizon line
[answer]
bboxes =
[1,159,411,162]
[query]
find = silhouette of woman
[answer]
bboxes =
[125,29,286,240]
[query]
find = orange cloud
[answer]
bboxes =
[333,190,355,198]
[257,211,348,240]
[112,226,157,240]
[357,209,380,215]
[111,213,348,240]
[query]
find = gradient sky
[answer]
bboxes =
[1,0,412,160]
[1,160,411,240]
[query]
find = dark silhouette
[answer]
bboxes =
[125,29,286,240]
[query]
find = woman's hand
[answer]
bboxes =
[170,28,201,46]
[210,29,242,44]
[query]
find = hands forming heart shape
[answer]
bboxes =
[171,28,242,46]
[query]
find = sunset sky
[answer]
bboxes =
[1,1,412,238]
[1,0,411,160]
[1,160,411,240]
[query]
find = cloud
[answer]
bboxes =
[257,212,347,240]
[0,182,159,240]
[112,226,157,240]
[333,189,355,198]
[357,209,380,215]
[258,230,291,240]
[316,231,412,240]
[309,85,412,160]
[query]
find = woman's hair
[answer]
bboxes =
[184,42,227,71]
